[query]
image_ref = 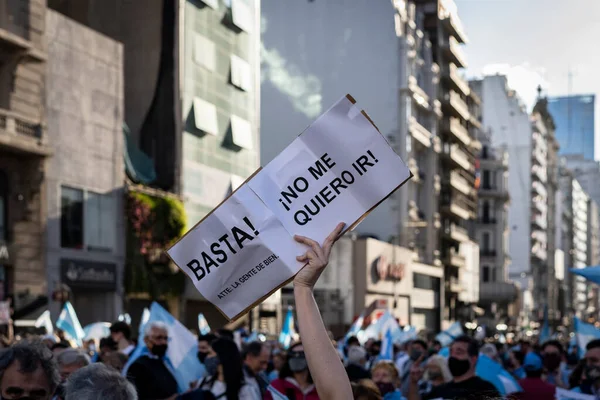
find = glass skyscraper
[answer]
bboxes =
[548,95,595,160]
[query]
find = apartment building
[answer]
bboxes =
[0,0,52,319]
[587,199,600,316]
[473,126,517,326]
[414,0,479,323]
[559,171,589,318]
[261,0,443,328]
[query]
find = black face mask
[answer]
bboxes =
[197,351,209,363]
[586,365,600,382]
[448,356,471,377]
[150,344,168,358]
[410,350,423,362]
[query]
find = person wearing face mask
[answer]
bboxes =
[540,340,566,388]
[371,361,405,399]
[194,337,254,400]
[197,334,217,365]
[265,343,319,400]
[126,321,179,400]
[409,335,499,400]
[572,339,600,395]
[399,340,428,397]
[346,346,370,382]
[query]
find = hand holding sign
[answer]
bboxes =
[294,222,345,289]
[167,94,412,320]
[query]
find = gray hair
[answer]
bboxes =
[0,340,60,393]
[66,363,137,400]
[57,348,91,368]
[143,321,169,338]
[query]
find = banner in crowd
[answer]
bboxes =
[574,317,600,357]
[168,95,412,320]
[556,388,596,400]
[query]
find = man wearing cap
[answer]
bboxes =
[515,352,555,400]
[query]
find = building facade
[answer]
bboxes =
[45,10,125,324]
[0,0,52,320]
[261,1,444,327]
[414,0,479,323]
[547,95,595,160]
[559,173,589,318]
[587,199,600,316]
[473,126,517,326]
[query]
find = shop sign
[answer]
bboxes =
[371,255,406,284]
[60,259,117,290]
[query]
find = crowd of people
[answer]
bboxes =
[0,224,598,399]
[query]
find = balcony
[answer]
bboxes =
[446,248,466,268]
[531,164,547,183]
[478,217,497,225]
[449,170,472,196]
[0,109,51,156]
[442,117,471,147]
[480,249,497,259]
[408,76,430,109]
[409,117,432,148]
[479,184,509,200]
[443,63,470,96]
[447,277,462,293]
[443,36,468,68]
[479,282,518,304]
[531,181,547,198]
[442,142,473,171]
[442,200,472,221]
[0,7,45,62]
[531,213,547,230]
[443,90,471,121]
[531,244,547,261]
[444,222,469,243]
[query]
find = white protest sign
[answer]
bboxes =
[167,94,412,320]
[248,95,411,245]
[556,388,596,400]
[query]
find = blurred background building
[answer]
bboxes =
[548,95,595,161]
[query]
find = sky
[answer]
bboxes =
[455,0,600,159]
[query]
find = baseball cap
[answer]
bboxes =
[523,352,543,371]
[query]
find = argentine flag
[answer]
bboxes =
[435,321,464,347]
[35,310,54,334]
[279,309,296,349]
[476,354,522,395]
[344,312,365,339]
[574,317,600,357]
[379,324,395,361]
[123,302,206,393]
[56,302,85,346]
[198,313,211,335]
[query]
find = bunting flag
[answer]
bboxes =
[476,354,522,395]
[435,322,464,347]
[123,302,206,393]
[56,302,85,346]
[198,313,211,335]
[279,308,296,349]
[574,317,600,357]
[35,310,54,334]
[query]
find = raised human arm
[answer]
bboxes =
[293,222,352,400]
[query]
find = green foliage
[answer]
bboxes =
[125,190,187,299]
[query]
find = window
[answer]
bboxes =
[230,54,252,92]
[482,201,490,221]
[194,34,216,71]
[192,97,219,136]
[413,273,440,291]
[61,187,84,249]
[482,266,489,282]
[491,268,496,282]
[85,192,116,252]
[482,170,491,189]
[230,115,253,150]
[61,186,116,252]
[231,0,253,33]
[482,146,488,158]
[482,232,490,252]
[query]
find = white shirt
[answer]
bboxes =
[121,344,135,356]
[199,377,256,400]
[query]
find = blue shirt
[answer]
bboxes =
[513,366,526,380]
[383,390,406,400]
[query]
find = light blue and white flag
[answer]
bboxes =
[35,310,53,334]
[393,326,417,344]
[476,354,522,395]
[122,302,206,393]
[574,317,600,357]
[267,385,289,400]
[138,307,150,338]
[279,309,296,349]
[435,322,464,347]
[198,313,211,335]
[571,266,600,285]
[379,324,395,361]
[83,322,111,341]
[345,313,365,340]
[56,302,85,346]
